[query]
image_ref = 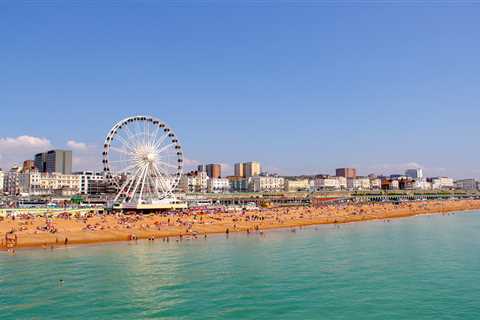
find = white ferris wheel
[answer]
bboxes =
[103,115,183,206]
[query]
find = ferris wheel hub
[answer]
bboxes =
[146,153,156,161]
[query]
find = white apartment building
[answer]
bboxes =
[251,176,285,192]
[414,180,432,190]
[4,166,21,195]
[284,179,310,192]
[0,170,4,194]
[74,171,104,194]
[347,177,371,190]
[431,177,454,190]
[314,176,347,191]
[369,178,382,190]
[19,172,81,195]
[180,171,208,193]
[207,178,230,193]
[389,179,400,190]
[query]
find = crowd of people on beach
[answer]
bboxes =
[1,199,479,251]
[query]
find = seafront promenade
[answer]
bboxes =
[2,199,480,250]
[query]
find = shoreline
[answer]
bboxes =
[2,200,480,251]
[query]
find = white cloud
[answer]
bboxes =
[0,135,52,169]
[67,140,88,151]
[0,135,51,149]
[183,157,201,167]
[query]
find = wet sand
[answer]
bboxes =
[1,200,480,250]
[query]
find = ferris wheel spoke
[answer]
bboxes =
[138,166,149,203]
[156,159,178,170]
[155,160,174,177]
[135,121,145,148]
[154,163,176,194]
[123,124,141,150]
[110,146,135,156]
[131,165,148,200]
[149,124,161,149]
[152,161,168,178]
[151,163,171,191]
[108,158,136,165]
[152,132,169,151]
[143,173,153,201]
[147,173,163,200]
[114,167,138,203]
[114,173,136,203]
[116,163,140,175]
[147,130,159,150]
[112,134,137,153]
[144,121,149,148]
[124,166,144,199]
[156,143,175,154]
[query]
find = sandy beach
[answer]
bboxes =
[2,199,480,250]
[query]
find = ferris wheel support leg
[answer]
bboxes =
[138,166,149,203]
[131,165,147,203]
[114,174,135,203]
[123,166,143,202]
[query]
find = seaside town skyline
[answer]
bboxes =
[0,146,477,197]
[0,132,477,180]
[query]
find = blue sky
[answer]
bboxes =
[1,3,479,178]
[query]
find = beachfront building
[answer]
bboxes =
[284,179,310,192]
[381,178,399,190]
[430,177,454,190]
[369,178,382,190]
[207,178,230,193]
[314,176,347,191]
[228,176,249,192]
[454,179,477,191]
[74,171,105,194]
[179,172,195,193]
[4,166,21,195]
[18,172,81,195]
[413,180,432,190]
[347,177,371,190]
[251,176,285,192]
[398,178,416,190]
[179,171,208,193]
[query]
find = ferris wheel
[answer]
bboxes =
[103,115,183,205]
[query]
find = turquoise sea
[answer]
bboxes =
[1,211,480,319]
